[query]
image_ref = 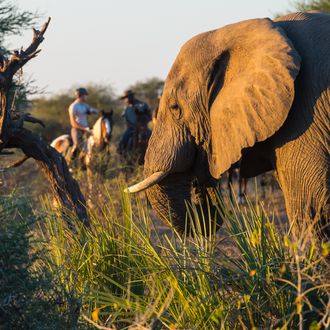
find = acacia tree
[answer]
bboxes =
[128,77,164,111]
[292,0,330,12]
[0,0,37,52]
[0,0,40,115]
[0,18,89,226]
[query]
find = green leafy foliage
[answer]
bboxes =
[292,0,330,12]
[0,0,37,51]
[0,1,40,115]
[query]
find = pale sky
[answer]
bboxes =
[10,0,291,96]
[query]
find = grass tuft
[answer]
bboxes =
[35,189,330,329]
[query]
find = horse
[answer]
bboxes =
[85,110,113,166]
[51,110,113,166]
[50,134,72,157]
[50,110,113,208]
[128,123,151,165]
[119,123,151,167]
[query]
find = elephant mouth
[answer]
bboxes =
[126,171,169,193]
[127,167,222,236]
[126,147,210,194]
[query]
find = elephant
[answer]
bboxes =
[128,12,330,237]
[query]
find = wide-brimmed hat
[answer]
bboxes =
[119,89,135,100]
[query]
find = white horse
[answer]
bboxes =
[51,110,113,165]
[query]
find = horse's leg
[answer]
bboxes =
[85,151,96,209]
[70,128,81,163]
[86,164,94,209]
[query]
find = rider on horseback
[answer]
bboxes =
[118,89,151,156]
[68,87,99,159]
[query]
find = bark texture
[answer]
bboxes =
[0,18,89,226]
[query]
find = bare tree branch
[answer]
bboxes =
[0,150,13,155]
[22,115,45,127]
[6,155,29,168]
[0,17,50,77]
[0,17,90,227]
[13,113,45,128]
[0,18,50,146]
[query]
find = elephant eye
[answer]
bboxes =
[170,103,179,110]
[169,103,182,120]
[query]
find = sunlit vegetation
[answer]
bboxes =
[1,187,329,329]
[0,1,329,329]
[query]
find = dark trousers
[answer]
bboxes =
[119,127,135,154]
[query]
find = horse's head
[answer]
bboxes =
[101,109,113,142]
[91,109,113,148]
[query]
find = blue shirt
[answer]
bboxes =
[122,100,150,128]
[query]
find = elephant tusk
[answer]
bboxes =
[125,171,168,193]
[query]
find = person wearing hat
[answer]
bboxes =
[118,89,151,155]
[68,87,99,159]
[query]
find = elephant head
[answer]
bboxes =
[128,18,301,234]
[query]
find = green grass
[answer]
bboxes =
[34,187,330,330]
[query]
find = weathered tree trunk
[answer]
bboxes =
[0,18,90,226]
[6,128,89,225]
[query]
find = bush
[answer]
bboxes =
[0,192,82,329]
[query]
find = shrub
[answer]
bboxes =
[0,192,82,329]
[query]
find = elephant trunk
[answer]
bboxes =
[145,170,193,234]
[145,169,222,236]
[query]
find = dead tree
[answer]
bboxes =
[0,18,90,226]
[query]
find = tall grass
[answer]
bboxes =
[35,186,330,330]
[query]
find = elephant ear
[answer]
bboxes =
[207,18,301,178]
